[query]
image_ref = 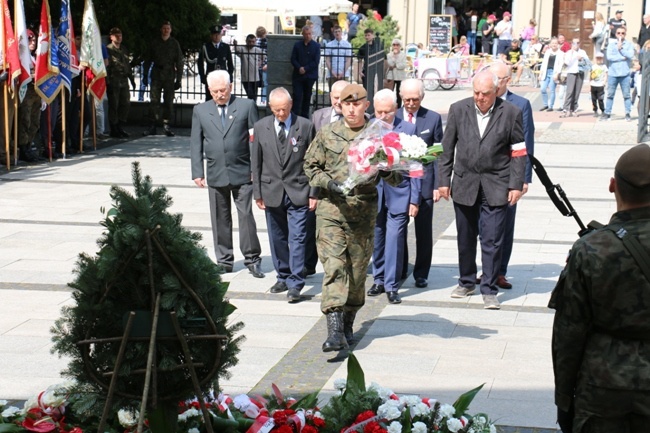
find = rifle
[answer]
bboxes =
[528,154,592,237]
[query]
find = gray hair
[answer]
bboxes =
[269,86,292,102]
[399,78,425,99]
[374,88,398,106]
[472,69,499,89]
[207,70,230,87]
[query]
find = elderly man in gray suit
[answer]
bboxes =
[311,80,348,132]
[251,88,317,301]
[190,70,264,278]
[438,70,526,310]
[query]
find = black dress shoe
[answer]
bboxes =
[247,263,265,278]
[270,281,288,293]
[387,291,402,304]
[367,284,385,296]
[302,267,316,277]
[218,264,233,273]
[415,278,428,288]
[287,287,301,302]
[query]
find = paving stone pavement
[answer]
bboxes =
[0,82,641,432]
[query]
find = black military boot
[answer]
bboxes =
[143,125,157,136]
[118,123,130,138]
[322,311,348,352]
[163,122,175,137]
[110,123,121,138]
[342,310,357,346]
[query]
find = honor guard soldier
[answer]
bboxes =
[106,27,134,138]
[142,20,183,137]
[198,24,234,101]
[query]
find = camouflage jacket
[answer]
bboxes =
[304,118,400,221]
[549,205,650,411]
[106,43,133,83]
[144,36,183,82]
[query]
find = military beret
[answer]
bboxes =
[210,25,223,34]
[109,27,122,35]
[615,144,650,188]
[340,84,367,102]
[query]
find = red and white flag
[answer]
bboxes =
[0,0,21,90]
[14,0,32,102]
[79,0,105,100]
[34,0,61,103]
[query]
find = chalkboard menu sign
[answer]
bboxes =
[428,14,452,53]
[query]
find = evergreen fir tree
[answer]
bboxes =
[51,162,243,427]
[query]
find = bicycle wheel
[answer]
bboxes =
[422,69,441,91]
[439,76,457,90]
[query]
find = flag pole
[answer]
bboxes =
[61,89,66,157]
[47,104,52,161]
[79,68,85,153]
[91,95,96,149]
[13,1,18,167]
[3,83,8,170]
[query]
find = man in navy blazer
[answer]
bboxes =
[291,25,320,118]
[190,70,263,278]
[491,62,535,289]
[251,87,317,301]
[367,89,419,304]
[396,79,444,288]
[438,70,526,310]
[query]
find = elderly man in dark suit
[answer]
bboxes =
[396,79,443,289]
[198,25,234,101]
[367,89,419,305]
[251,87,317,301]
[190,70,264,278]
[311,80,348,131]
[490,61,535,290]
[438,70,526,310]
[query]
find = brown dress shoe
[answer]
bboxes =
[496,275,512,289]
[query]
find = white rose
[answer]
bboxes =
[117,409,139,428]
[377,400,402,420]
[412,421,427,433]
[447,417,463,432]
[1,406,21,418]
[334,379,347,390]
[439,404,455,419]
[387,421,402,433]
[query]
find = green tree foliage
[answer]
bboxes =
[21,0,219,58]
[51,162,243,421]
[349,13,400,53]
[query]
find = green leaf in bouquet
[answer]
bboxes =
[420,144,444,164]
[343,352,366,397]
[452,383,485,418]
[289,390,320,411]
[0,425,23,433]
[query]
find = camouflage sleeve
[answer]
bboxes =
[304,128,331,189]
[551,241,592,412]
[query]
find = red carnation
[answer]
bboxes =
[303,426,318,433]
[312,417,325,427]
[273,410,289,425]
[382,132,402,151]
[276,425,293,433]
[355,410,376,423]
[363,421,385,433]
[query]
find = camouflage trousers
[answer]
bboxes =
[19,85,41,150]
[316,201,376,314]
[574,381,650,432]
[149,77,175,124]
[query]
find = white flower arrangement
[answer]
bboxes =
[398,133,429,159]
[117,408,139,428]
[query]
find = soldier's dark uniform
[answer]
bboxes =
[198,25,234,101]
[143,23,183,136]
[106,28,133,138]
[304,84,400,353]
[550,143,650,433]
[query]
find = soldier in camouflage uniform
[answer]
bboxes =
[304,83,400,353]
[106,27,133,138]
[142,21,183,137]
[550,143,650,433]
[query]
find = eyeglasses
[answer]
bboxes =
[392,43,401,46]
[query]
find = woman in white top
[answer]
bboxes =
[561,38,591,117]
[589,12,607,56]
[538,37,564,111]
[385,38,408,106]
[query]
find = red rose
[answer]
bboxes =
[382,132,402,151]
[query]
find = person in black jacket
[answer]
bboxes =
[198,25,234,101]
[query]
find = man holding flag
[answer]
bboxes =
[18,30,41,162]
